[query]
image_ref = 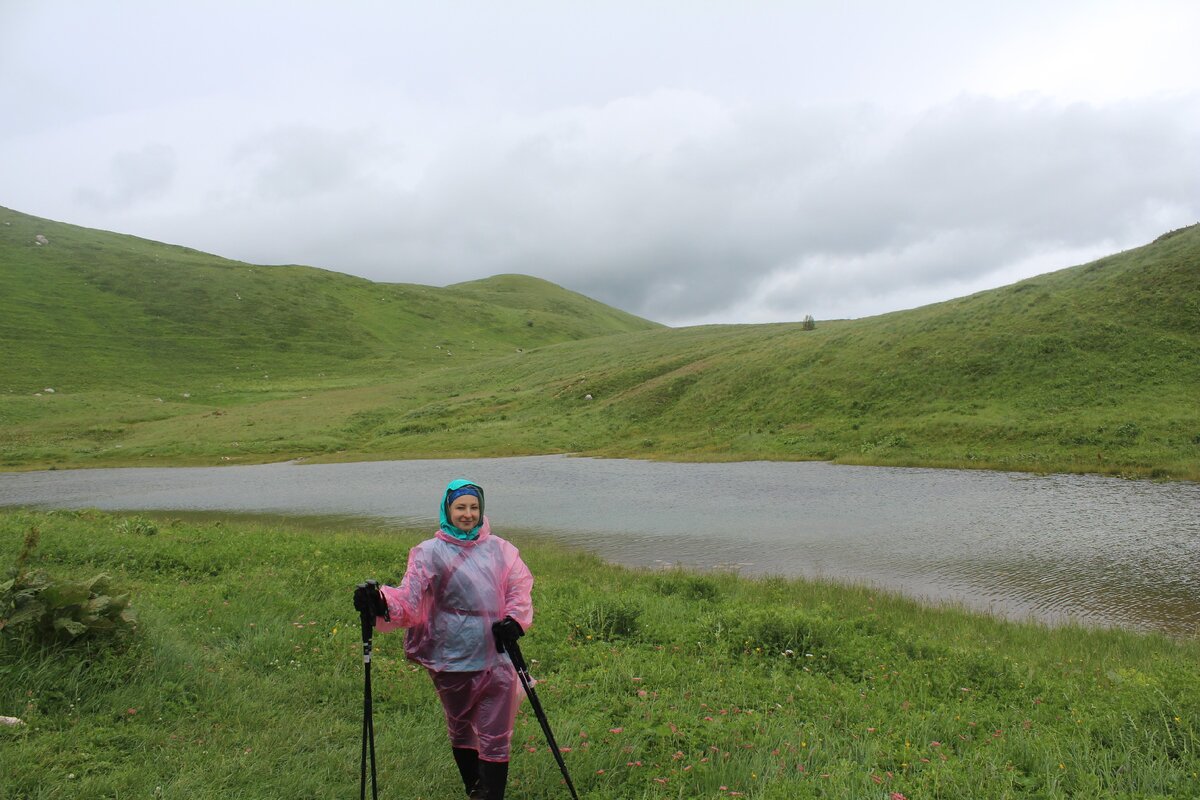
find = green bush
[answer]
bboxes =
[0,527,137,646]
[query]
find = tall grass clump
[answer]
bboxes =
[2,509,1197,799]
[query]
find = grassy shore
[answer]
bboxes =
[2,509,1197,799]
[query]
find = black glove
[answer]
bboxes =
[353,581,389,620]
[492,616,524,652]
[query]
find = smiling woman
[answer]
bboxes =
[356,478,534,800]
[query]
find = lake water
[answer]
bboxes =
[2,456,1197,636]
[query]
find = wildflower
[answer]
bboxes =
[609,727,623,734]
[891,794,909,800]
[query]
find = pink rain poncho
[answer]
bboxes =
[375,481,534,762]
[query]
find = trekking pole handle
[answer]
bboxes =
[357,580,380,650]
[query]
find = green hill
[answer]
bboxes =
[0,206,659,391]
[1,206,1197,479]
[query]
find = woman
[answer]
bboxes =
[354,478,534,800]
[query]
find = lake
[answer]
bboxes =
[1,456,1197,636]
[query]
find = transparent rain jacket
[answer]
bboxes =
[376,517,534,672]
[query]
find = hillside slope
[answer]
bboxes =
[0,206,660,392]
[293,223,1200,478]
[1,206,1197,479]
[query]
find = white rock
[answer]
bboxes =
[0,716,25,727]
[35,234,48,245]
[44,388,55,393]
[584,394,593,401]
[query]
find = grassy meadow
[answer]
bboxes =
[2,206,1199,479]
[2,508,1198,800]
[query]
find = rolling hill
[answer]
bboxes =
[2,206,1197,479]
[0,206,659,391]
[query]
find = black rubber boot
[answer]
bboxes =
[472,759,509,800]
[452,747,480,797]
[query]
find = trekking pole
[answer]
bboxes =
[358,581,380,800]
[502,639,580,800]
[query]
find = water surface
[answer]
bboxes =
[2,456,1196,636]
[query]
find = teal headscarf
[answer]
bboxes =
[439,478,485,541]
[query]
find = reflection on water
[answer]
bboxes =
[2,456,1197,636]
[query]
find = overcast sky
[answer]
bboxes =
[2,2,1198,326]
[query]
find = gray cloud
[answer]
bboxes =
[275,92,1193,324]
[76,144,177,211]
[3,3,1199,325]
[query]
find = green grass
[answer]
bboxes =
[2,207,1198,479]
[2,509,1199,799]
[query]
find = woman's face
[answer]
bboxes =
[448,495,481,532]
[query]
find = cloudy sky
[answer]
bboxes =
[2,1,1198,326]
